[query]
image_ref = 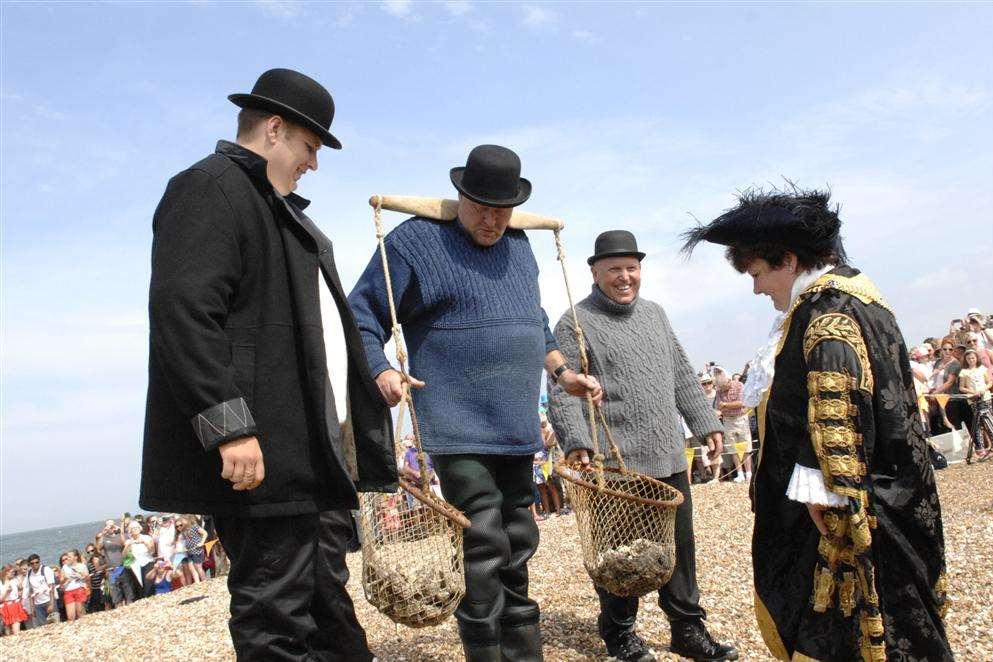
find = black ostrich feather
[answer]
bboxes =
[680,181,846,263]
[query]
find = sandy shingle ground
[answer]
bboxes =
[3,462,990,661]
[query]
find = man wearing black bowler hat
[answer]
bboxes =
[349,145,603,661]
[547,231,739,662]
[140,68,397,661]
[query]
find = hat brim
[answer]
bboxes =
[450,168,531,208]
[587,250,647,266]
[229,93,342,150]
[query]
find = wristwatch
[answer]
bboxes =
[552,364,570,383]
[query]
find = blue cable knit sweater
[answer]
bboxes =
[348,217,557,455]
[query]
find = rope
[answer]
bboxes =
[552,229,627,479]
[373,196,430,494]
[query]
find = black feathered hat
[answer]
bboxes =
[680,185,846,263]
[229,68,342,149]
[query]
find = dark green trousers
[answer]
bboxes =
[433,454,541,648]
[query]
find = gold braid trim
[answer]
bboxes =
[814,425,861,448]
[813,566,836,612]
[808,370,852,393]
[818,536,856,566]
[754,590,790,661]
[807,370,864,491]
[798,272,891,314]
[807,367,886,662]
[839,572,857,617]
[804,313,875,393]
[935,571,950,620]
[812,398,858,420]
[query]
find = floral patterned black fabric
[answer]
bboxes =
[751,265,953,662]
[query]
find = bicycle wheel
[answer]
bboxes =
[979,412,993,462]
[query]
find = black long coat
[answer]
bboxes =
[140,141,397,517]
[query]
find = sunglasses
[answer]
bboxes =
[942,348,953,351]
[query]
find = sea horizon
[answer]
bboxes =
[0,514,156,566]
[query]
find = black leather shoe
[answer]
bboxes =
[669,620,738,661]
[606,631,656,662]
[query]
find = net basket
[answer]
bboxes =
[355,196,470,628]
[358,478,468,627]
[555,463,683,597]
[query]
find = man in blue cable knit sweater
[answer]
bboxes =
[349,145,601,662]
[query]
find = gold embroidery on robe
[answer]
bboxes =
[813,566,836,612]
[804,313,875,393]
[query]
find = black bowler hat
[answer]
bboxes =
[229,68,342,149]
[450,145,531,208]
[587,230,646,265]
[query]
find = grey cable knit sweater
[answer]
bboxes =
[547,286,722,478]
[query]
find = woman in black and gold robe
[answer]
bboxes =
[683,187,952,662]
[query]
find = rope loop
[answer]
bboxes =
[372,195,428,464]
[551,229,630,474]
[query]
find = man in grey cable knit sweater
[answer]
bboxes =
[548,231,739,662]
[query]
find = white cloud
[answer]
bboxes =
[255,0,303,19]
[382,0,412,17]
[335,10,356,27]
[571,29,600,44]
[523,5,557,28]
[778,81,993,163]
[441,0,472,16]
[33,105,66,121]
[908,267,971,294]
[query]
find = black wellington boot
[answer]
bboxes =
[500,621,543,662]
[462,641,502,662]
[669,620,739,661]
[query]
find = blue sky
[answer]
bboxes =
[2,1,991,534]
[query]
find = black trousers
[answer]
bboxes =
[139,562,156,599]
[596,471,705,647]
[433,454,541,647]
[214,510,372,662]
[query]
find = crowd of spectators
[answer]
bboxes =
[908,307,993,457]
[0,513,228,637]
[683,367,757,485]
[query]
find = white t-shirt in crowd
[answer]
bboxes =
[1,578,24,603]
[127,535,156,567]
[27,566,56,605]
[909,360,933,396]
[961,366,991,401]
[61,563,86,591]
[156,524,176,560]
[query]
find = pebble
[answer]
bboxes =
[2,462,989,661]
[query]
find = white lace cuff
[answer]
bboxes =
[786,464,847,507]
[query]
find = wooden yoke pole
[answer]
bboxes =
[369,195,565,231]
